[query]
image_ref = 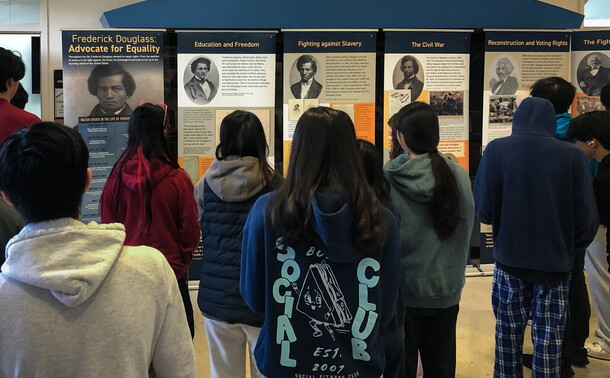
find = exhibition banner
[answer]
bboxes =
[61,29,165,223]
[571,30,610,114]
[282,31,377,171]
[482,30,571,147]
[176,31,276,181]
[480,30,570,263]
[177,31,276,281]
[384,31,471,170]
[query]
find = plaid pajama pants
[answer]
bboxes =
[492,264,570,378]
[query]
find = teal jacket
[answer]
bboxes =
[556,113,598,177]
[384,153,475,309]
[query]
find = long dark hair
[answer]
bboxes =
[395,102,460,240]
[355,139,392,209]
[215,110,274,185]
[103,103,179,228]
[388,113,405,160]
[270,107,387,253]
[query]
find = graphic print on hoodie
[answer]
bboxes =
[241,192,402,378]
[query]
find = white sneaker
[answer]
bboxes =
[586,341,610,361]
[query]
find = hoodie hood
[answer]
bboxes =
[2,218,125,307]
[384,154,435,204]
[121,156,176,191]
[205,156,265,202]
[511,97,556,137]
[310,192,361,263]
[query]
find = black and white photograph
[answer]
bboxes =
[577,95,605,115]
[183,56,219,105]
[87,62,136,117]
[489,57,519,95]
[430,91,464,116]
[576,52,610,96]
[63,61,163,126]
[290,54,323,99]
[489,95,517,123]
[393,55,424,101]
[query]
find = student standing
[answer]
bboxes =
[474,97,598,377]
[0,123,196,377]
[0,47,40,144]
[194,110,280,378]
[384,102,474,378]
[528,76,593,374]
[240,107,401,378]
[356,138,406,378]
[567,111,610,362]
[100,103,200,337]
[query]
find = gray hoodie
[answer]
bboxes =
[0,218,196,377]
[384,153,475,308]
[194,156,266,216]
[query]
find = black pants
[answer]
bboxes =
[404,304,459,378]
[177,276,195,339]
[383,325,406,378]
[563,265,591,364]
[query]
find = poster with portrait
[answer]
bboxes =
[282,31,377,172]
[176,31,276,181]
[61,30,165,223]
[384,31,471,170]
[177,31,276,281]
[481,30,571,263]
[571,30,610,115]
[482,31,571,147]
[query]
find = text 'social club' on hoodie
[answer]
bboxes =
[0,218,196,377]
[100,156,200,279]
[240,192,402,378]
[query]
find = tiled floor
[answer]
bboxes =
[190,273,610,377]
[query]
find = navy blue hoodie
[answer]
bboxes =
[474,97,598,273]
[240,192,401,378]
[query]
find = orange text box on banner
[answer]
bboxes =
[329,102,375,144]
[198,157,214,180]
[283,140,292,177]
[438,140,469,173]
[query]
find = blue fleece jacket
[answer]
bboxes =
[555,113,572,141]
[474,97,598,273]
[556,113,598,177]
[240,192,401,378]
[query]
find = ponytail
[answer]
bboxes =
[394,102,461,240]
[429,151,460,240]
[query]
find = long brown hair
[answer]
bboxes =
[270,107,387,253]
[103,103,178,229]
